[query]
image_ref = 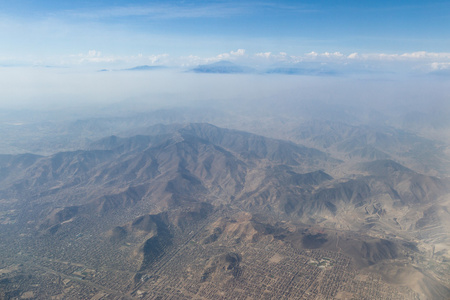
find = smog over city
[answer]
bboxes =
[0,1,449,299]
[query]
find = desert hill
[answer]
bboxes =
[0,123,448,299]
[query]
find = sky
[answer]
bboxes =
[0,0,450,109]
[1,0,450,67]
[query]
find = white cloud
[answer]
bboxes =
[430,62,450,70]
[204,49,248,62]
[148,54,169,64]
[178,55,205,67]
[231,49,246,56]
[256,52,272,58]
[301,51,345,60]
[87,50,101,57]
[190,50,450,74]
[347,51,450,61]
[306,51,318,58]
[4,48,450,77]
[321,52,344,58]
[400,51,450,59]
[72,51,119,64]
[61,51,170,68]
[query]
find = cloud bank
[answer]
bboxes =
[3,49,449,77]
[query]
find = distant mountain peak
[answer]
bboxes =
[123,65,164,71]
[191,60,255,74]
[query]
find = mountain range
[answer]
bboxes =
[0,122,449,299]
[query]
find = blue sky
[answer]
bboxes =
[1,1,450,110]
[1,0,450,67]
